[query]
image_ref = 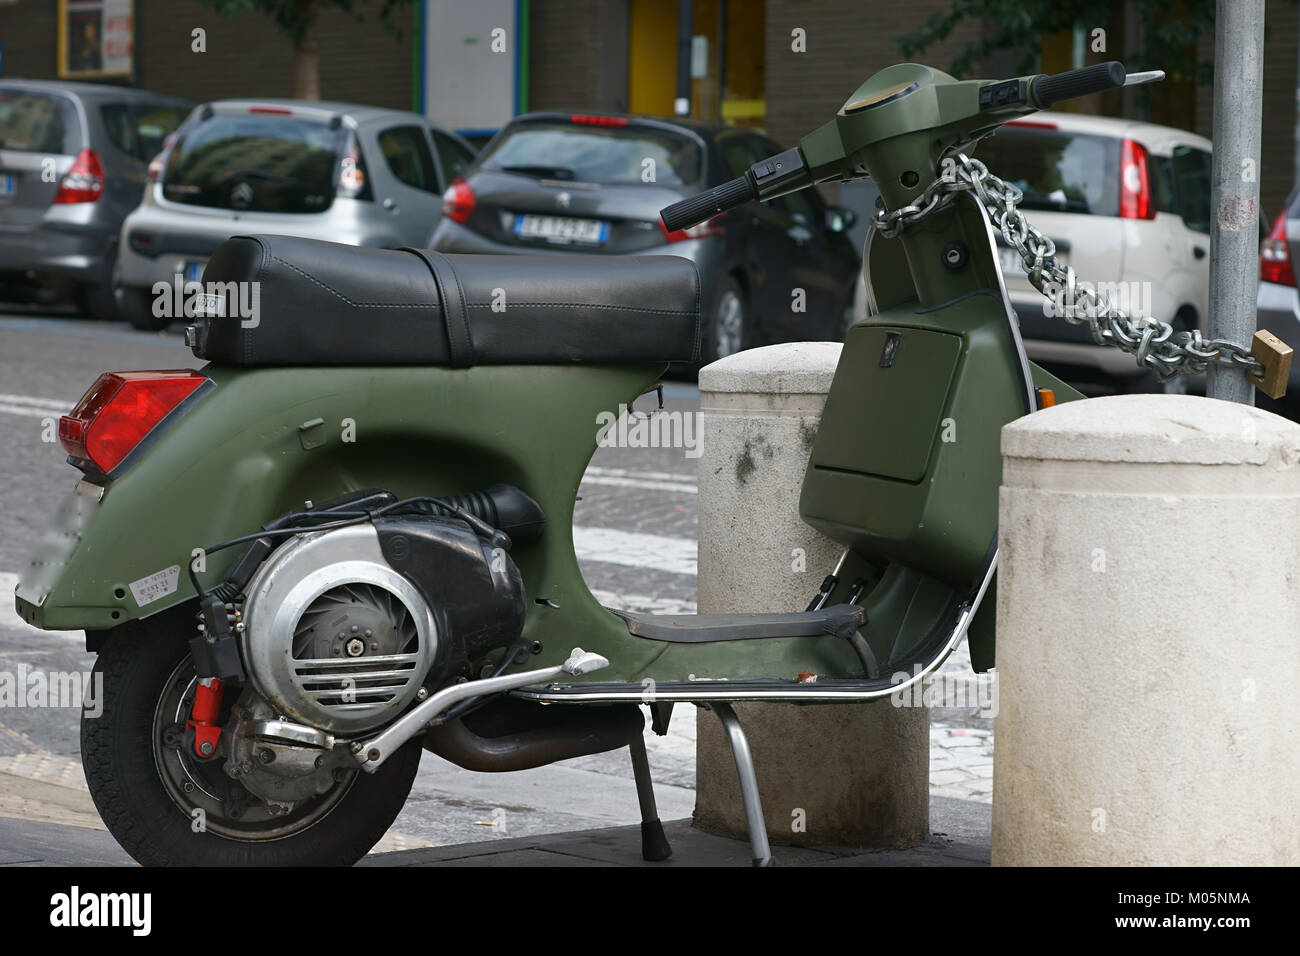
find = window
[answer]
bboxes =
[0,90,79,154]
[974,127,1120,216]
[432,130,474,184]
[163,113,345,213]
[378,125,438,193]
[101,103,186,162]
[1171,146,1212,234]
[479,120,703,185]
[133,105,186,162]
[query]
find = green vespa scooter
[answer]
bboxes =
[18,60,1276,867]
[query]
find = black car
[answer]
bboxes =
[430,112,860,363]
[0,81,192,320]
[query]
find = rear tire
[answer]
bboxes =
[121,285,172,331]
[703,276,749,363]
[82,613,422,866]
[75,245,124,322]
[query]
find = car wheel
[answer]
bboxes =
[704,277,749,364]
[121,285,172,332]
[75,245,124,322]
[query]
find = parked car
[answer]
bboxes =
[429,112,861,362]
[972,112,1214,392]
[1255,188,1300,400]
[0,80,191,320]
[117,98,476,330]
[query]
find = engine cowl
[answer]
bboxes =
[241,523,440,735]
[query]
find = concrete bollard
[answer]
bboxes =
[994,393,1300,865]
[694,342,930,849]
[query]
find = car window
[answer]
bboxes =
[1171,145,1212,234]
[134,105,186,162]
[479,120,703,185]
[163,112,345,213]
[100,103,186,162]
[0,89,79,154]
[1149,154,1179,215]
[432,129,474,183]
[378,125,438,193]
[974,126,1120,215]
[718,133,761,180]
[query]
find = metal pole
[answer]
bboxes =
[1295,11,1300,189]
[1206,0,1266,404]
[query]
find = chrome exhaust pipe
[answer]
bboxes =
[351,647,609,772]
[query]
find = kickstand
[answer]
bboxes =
[629,734,672,861]
[709,702,773,867]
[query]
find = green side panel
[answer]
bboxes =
[17,362,674,681]
[800,292,1025,591]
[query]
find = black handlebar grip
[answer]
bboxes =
[660,175,757,233]
[1030,61,1126,108]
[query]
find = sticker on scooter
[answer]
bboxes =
[128,565,181,607]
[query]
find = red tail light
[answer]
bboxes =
[59,371,207,475]
[1261,208,1296,287]
[442,177,475,224]
[1119,138,1154,220]
[659,213,726,243]
[570,114,628,127]
[52,149,105,204]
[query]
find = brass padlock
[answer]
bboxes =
[1249,329,1293,399]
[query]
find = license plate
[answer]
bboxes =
[0,174,14,197]
[513,214,609,244]
[185,261,206,282]
[998,245,1026,277]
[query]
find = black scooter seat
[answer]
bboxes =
[610,604,865,643]
[188,234,702,367]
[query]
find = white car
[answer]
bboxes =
[971,112,1213,390]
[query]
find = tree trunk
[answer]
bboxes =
[292,2,321,101]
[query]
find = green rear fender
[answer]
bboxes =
[15,361,676,676]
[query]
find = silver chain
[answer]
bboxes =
[870,152,1262,382]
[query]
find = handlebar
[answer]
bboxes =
[1029,61,1126,108]
[662,146,809,233]
[660,175,756,233]
[660,60,1136,232]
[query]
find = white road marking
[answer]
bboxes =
[572,526,697,576]
[0,393,71,419]
[582,466,697,495]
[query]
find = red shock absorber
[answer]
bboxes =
[186,677,226,758]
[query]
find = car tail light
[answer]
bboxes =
[570,114,628,127]
[249,106,293,115]
[336,133,372,201]
[1005,120,1059,130]
[659,213,726,243]
[52,149,105,204]
[443,177,475,224]
[1261,208,1296,287]
[1119,138,1154,220]
[59,371,208,476]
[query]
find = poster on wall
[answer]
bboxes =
[59,0,134,78]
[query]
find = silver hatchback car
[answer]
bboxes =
[118,98,476,329]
